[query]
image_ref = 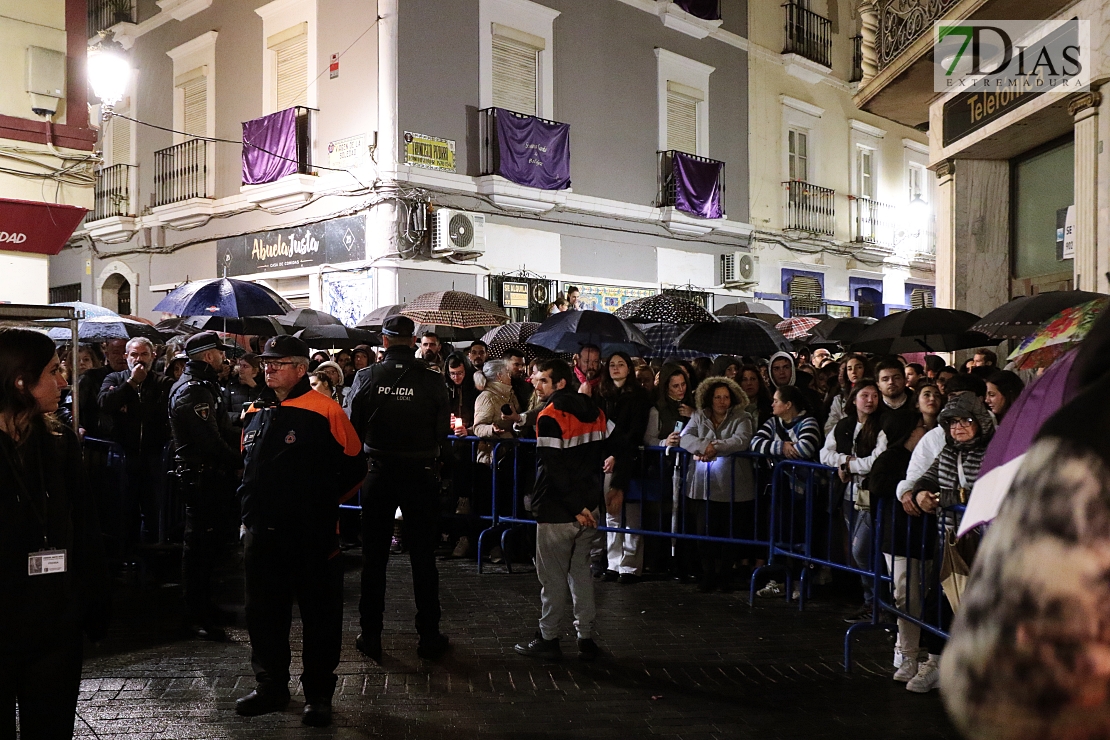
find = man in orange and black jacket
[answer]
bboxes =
[233,336,365,728]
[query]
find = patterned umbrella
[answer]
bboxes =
[294,325,380,350]
[639,323,705,360]
[676,317,793,358]
[971,290,1106,339]
[355,303,407,330]
[277,308,344,329]
[528,309,651,356]
[154,278,292,318]
[1008,298,1109,370]
[614,294,716,324]
[47,316,167,343]
[50,301,119,319]
[401,291,510,329]
[714,301,783,325]
[775,316,821,341]
[480,322,555,362]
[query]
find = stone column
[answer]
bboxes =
[1069,89,1102,292]
[859,1,879,83]
[934,159,955,308]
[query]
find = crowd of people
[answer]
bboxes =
[2,312,1039,734]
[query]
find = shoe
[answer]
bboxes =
[455,497,471,516]
[600,569,619,582]
[452,536,471,559]
[235,688,290,716]
[416,633,450,661]
[756,580,784,598]
[843,604,874,624]
[390,535,402,554]
[577,638,601,662]
[190,623,226,642]
[906,656,940,693]
[302,699,332,727]
[489,546,505,564]
[514,631,562,659]
[792,585,802,601]
[355,632,382,663]
[893,656,919,683]
[618,574,642,585]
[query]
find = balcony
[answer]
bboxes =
[477,107,572,212]
[849,195,896,249]
[92,164,134,221]
[657,150,725,235]
[154,139,208,207]
[240,107,318,209]
[782,180,835,236]
[783,2,831,69]
[88,0,135,37]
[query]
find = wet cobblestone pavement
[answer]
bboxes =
[74,550,960,739]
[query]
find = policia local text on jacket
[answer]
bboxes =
[239,372,365,712]
[346,338,452,661]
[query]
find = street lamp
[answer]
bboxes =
[87,37,131,120]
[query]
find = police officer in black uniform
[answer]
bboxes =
[347,315,452,663]
[168,331,243,641]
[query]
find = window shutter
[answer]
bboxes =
[910,288,935,309]
[181,75,207,138]
[788,275,823,316]
[789,129,808,181]
[111,115,130,165]
[275,33,308,110]
[666,90,698,154]
[492,34,538,115]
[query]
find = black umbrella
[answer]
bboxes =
[970,290,1108,338]
[714,301,784,325]
[155,317,201,336]
[848,308,995,354]
[294,325,380,349]
[528,309,651,356]
[809,316,877,344]
[278,308,344,329]
[183,315,287,337]
[676,317,793,358]
[614,294,717,324]
[355,304,407,330]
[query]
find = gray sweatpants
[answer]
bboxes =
[536,519,598,641]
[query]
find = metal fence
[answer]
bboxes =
[657,149,726,216]
[93,164,135,221]
[849,195,897,248]
[783,1,832,68]
[782,180,835,235]
[154,139,209,207]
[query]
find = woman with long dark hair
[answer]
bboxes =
[0,329,109,738]
[737,364,773,428]
[983,370,1024,424]
[598,352,652,583]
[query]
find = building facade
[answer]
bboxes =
[853,0,1107,318]
[0,0,95,305]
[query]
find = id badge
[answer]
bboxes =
[28,549,67,576]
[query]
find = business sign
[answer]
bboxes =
[0,198,86,256]
[403,131,455,172]
[216,215,365,276]
[501,281,529,309]
[569,282,656,314]
[1057,205,1076,260]
[328,134,367,169]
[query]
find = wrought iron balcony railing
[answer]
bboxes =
[154,139,208,207]
[783,1,832,68]
[89,0,135,37]
[783,180,835,236]
[849,195,896,248]
[92,164,135,221]
[657,150,726,217]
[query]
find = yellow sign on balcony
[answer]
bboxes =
[404,131,456,173]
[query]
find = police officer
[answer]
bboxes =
[168,331,243,641]
[347,315,451,663]
[235,336,365,728]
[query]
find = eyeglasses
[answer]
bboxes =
[261,360,297,370]
[947,417,976,429]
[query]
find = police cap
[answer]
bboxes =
[381,315,415,337]
[184,331,234,357]
[260,335,310,359]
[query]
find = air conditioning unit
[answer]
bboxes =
[721,252,758,287]
[432,208,486,256]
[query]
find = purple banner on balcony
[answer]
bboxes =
[494,109,571,190]
[673,151,723,219]
[674,0,720,20]
[242,108,297,185]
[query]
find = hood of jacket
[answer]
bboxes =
[694,375,749,411]
[939,393,995,448]
[769,351,796,389]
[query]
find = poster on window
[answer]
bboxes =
[322,270,373,328]
[568,283,656,314]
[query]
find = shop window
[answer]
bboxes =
[1013,137,1075,279]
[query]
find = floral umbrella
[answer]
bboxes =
[1008,298,1109,370]
[775,316,821,341]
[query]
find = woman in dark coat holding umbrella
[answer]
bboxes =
[0,329,110,738]
[598,351,652,582]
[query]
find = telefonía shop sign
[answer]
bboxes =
[216,215,366,276]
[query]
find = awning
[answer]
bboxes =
[0,198,87,256]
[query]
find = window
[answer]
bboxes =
[908,163,927,203]
[909,287,935,309]
[858,147,874,199]
[167,32,217,144]
[178,70,207,138]
[788,128,808,181]
[480,0,559,119]
[787,274,823,316]
[110,114,131,165]
[49,283,81,303]
[491,26,542,115]
[666,82,700,154]
[655,48,713,157]
[270,24,308,110]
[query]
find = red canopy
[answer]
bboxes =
[0,198,87,256]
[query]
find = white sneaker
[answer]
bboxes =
[893,657,919,683]
[757,580,784,598]
[906,656,940,693]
